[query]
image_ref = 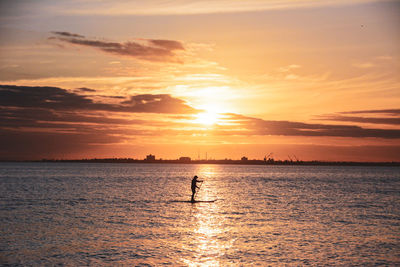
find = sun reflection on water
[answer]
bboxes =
[180,165,235,266]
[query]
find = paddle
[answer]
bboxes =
[196,181,203,197]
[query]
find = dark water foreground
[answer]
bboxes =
[1,163,399,265]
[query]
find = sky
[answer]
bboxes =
[0,0,399,161]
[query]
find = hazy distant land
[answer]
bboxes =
[3,158,399,166]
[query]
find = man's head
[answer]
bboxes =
[194,175,198,179]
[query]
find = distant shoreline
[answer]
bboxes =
[1,158,399,166]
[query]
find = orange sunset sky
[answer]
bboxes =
[0,0,399,161]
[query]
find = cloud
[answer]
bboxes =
[285,74,299,80]
[0,85,197,114]
[51,31,84,38]
[317,115,400,125]
[50,32,185,62]
[352,62,375,69]
[376,56,393,61]
[315,108,400,126]
[0,106,143,128]
[218,113,400,139]
[148,39,184,50]
[51,0,384,16]
[121,94,196,114]
[75,87,96,92]
[278,64,301,72]
[339,109,400,116]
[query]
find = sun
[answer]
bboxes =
[194,111,220,125]
[193,103,224,126]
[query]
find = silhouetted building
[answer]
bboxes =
[179,156,191,162]
[241,156,248,161]
[145,154,156,161]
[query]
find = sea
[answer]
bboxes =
[0,162,399,266]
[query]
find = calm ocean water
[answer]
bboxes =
[0,162,399,266]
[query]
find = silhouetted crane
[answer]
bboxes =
[264,153,274,164]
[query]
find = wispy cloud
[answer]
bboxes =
[352,62,375,69]
[340,109,400,116]
[315,108,400,128]
[317,115,400,125]
[49,31,185,63]
[278,64,301,73]
[51,31,84,38]
[50,0,383,16]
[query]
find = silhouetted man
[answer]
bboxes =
[191,175,203,202]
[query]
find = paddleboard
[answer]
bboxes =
[169,200,217,203]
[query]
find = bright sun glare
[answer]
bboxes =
[194,110,221,126]
[193,106,221,126]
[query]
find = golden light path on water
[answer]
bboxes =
[177,164,285,266]
[182,165,227,266]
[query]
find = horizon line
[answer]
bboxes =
[1,158,399,166]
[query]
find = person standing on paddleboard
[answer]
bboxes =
[191,175,203,202]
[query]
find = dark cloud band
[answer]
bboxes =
[219,113,400,139]
[0,85,196,114]
[340,109,400,116]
